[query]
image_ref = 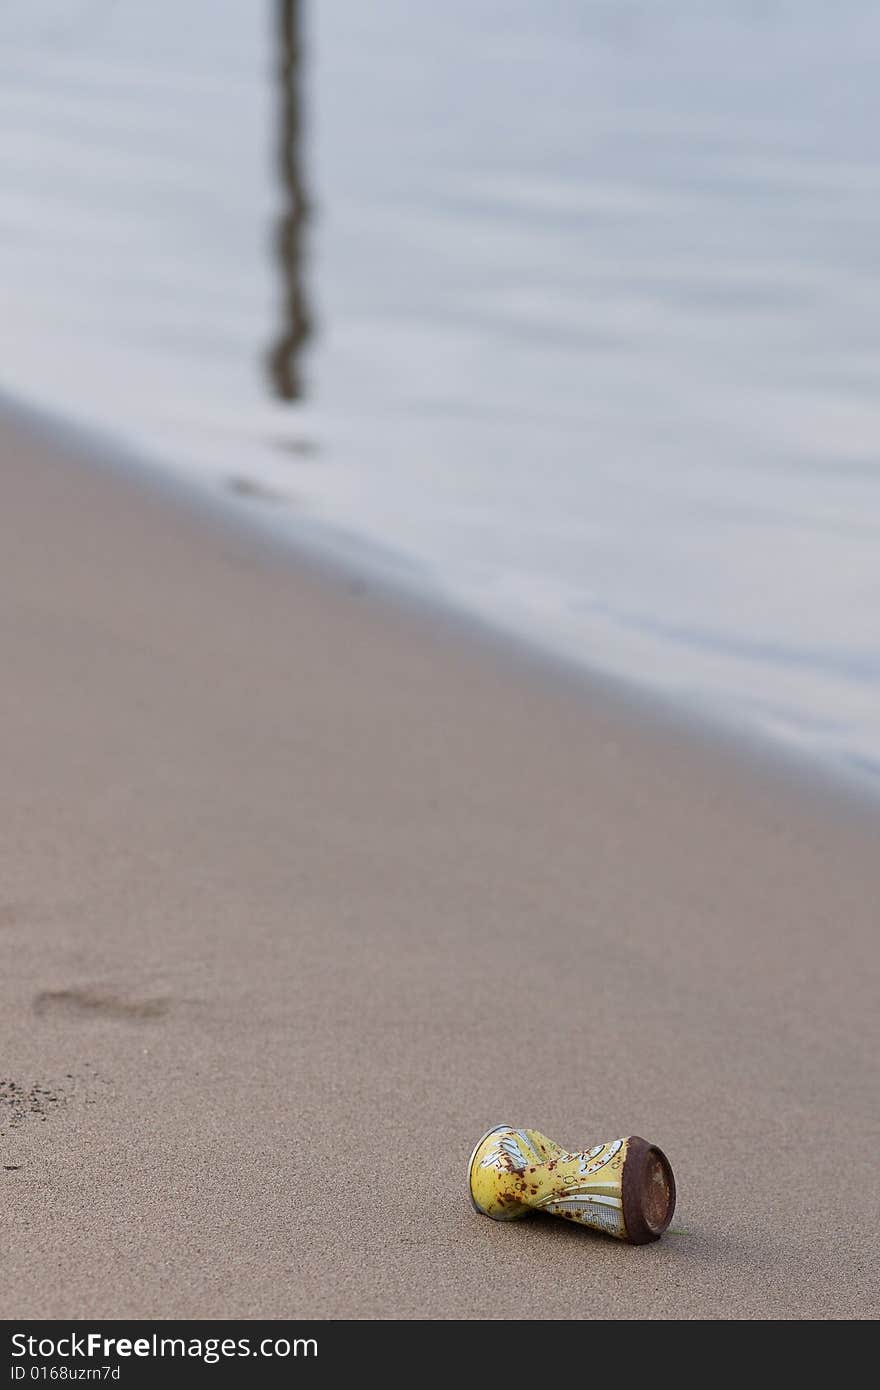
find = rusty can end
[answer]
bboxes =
[621,1136,676,1244]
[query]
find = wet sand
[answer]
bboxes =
[1,411,878,1319]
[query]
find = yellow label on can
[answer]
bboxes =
[469,1126,631,1239]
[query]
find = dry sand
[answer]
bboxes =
[1,410,878,1320]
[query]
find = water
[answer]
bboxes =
[2,1,880,775]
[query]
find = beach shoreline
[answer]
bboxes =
[5,386,878,816]
[1,406,878,1319]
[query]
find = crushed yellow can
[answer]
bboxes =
[468,1125,675,1244]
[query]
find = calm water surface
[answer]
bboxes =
[2,2,880,774]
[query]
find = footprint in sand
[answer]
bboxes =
[0,1077,65,1130]
[33,988,169,1022]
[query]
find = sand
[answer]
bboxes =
[1,409,878,1320]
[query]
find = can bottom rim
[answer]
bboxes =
[467,1123,514,1215]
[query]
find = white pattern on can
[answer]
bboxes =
[577,1139,623,1177]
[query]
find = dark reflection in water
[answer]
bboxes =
[266,0,311,401]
